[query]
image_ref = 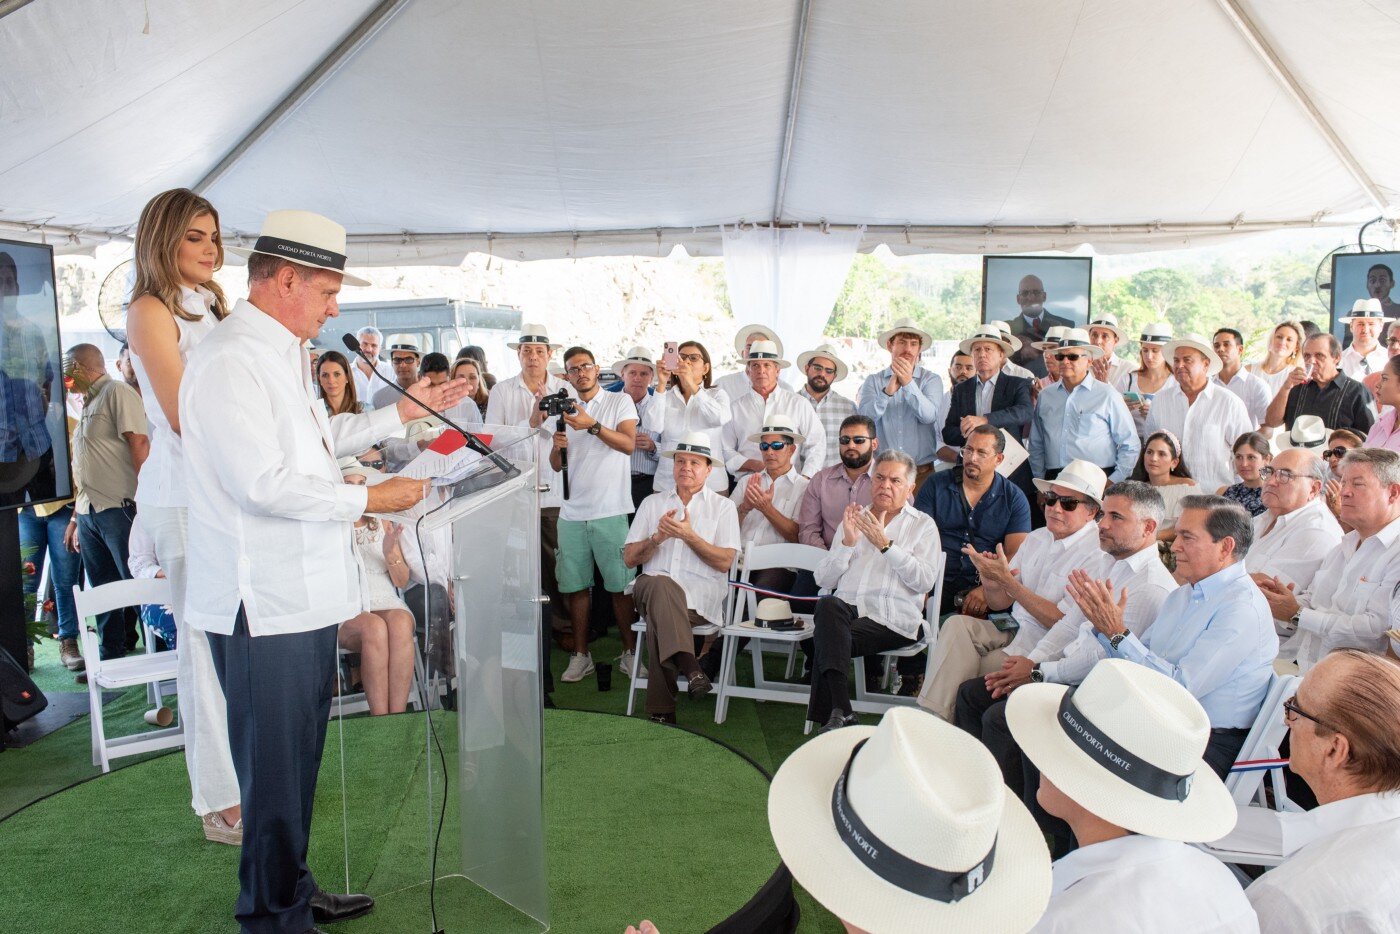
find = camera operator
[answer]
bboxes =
[548,346,641,682]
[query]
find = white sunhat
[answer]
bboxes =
[795,343,850,382]
[1030,325,1071,352]
[877,316,933,348]
[1051,328,1105,360]
[1138,322,1174,346]
[1273,414,1328,454]
[613,345,656,375]
[755,598,795,627]
[661,430,725,468]
[988,318,1023,353]
[768,707,1052,933]
[958,325,1015,357]
[1163,333,1223,376]
[507,323,563,351]
[743,339,790,369]
[746,414,807,446]
[1340,297,1394,323]
[227,209,371,287]
[1032,459,1108,505]
[734,323,785,358]
[1086,313,1126,343]
[388,340,421,357]
[1006,659,1238,843]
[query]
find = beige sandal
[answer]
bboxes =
[201,811,243,846]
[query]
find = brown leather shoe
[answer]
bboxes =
[687,671,712,700]
[59,638,85,672]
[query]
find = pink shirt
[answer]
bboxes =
[1365,409,1400,452]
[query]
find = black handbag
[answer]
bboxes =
[0,645,48,736]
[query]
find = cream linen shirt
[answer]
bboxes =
[180,300,405,636]
[729,467,809,548]
[1002,520,1104,656]
[815,504,940,639]
[1145,379,1254,493]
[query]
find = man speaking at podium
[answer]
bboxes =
[181,210,467,934]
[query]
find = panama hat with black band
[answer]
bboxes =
[877,316,933,348]
[1163,334,1223,377]
[745,414,806,446]
[1138,322,1173,346]
[989,318,1024,353]
[1051,328,1105,360]
[1340,297,1394,324]
[228,209,370,287]
[1031,459,1107,507]
[1086,313,1126,344]
[612,345,656,376]
[1030,325,1071,352]
[1273,414,1328,454]
[508,323,563,351]
[795,343,850,383]
[958,326,1015,357]
[660,431,725,468]
[743,339,790,369]
[769,707,1051,933]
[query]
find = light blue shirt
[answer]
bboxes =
[1097,561,1276,729]
[1030,373,1139,480]
[858,365,945,466]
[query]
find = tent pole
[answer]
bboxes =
[1214,0,1390,213]
[191,0,415,195]
[771,0,814,224]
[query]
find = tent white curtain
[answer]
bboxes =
[721,224,864,363]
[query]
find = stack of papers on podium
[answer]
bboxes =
[399,430,490,485]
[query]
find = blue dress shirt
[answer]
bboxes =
[914,469,1031,588]
[1097,561,1276,729]
[858,366,945,467]
[1030,373,1139,480]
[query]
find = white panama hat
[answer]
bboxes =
[746,414,807,446]
[612,345,656,375]
[734,324,785,358]
[768,707,1051,933]
[1050,328,1105,360]
[508,323,563,351]
[1163,334,1223,376]
[661,431,724,468]
[988,318,1024,352]
[755,598,794,626]
[228,209,371,287]
[795,343,850,383]
[1273,414,1329,454]
[1086,313,1126,343]
[1138,322,1174,346]
[877,316,933,348]
[958,325,1015,357]
[1006,659,1238,842]
[1031,459,1107,505]
[1030,325,1071,352]
[743,339,790,369]
[1340,297,1394,323]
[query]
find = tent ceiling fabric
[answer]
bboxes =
[1,0,1395,261]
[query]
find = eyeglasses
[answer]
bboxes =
[1041,492,1087,511]
[806,364,838,376]
[1322,447,1350,460]
[565,363,598,376]
[1284,694,1338,733]
[1057,353,1085,362]
[758,441,791,451]
[838,435,871,445]
[391,356,418,365]
[960,446,998,461]
[1259,467,1303,483]
[677,352,704,364]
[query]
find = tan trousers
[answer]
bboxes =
[633,574,709,715]
[917,614,1013,721]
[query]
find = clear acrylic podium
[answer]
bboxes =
[410,425,550,930]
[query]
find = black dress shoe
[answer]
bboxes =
[310,889,374,924]
[819,710,858,734]
[687,670,712,699]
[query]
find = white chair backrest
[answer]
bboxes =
[1226,672,1300,805]
[73,578,173,623]
[732,542,829,626]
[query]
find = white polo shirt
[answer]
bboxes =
[557,389,638,522]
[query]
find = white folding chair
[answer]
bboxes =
[712,542,827,724]
[74,578,184,772]
[624,563,734,717]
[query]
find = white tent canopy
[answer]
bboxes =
[2,0,1397,262]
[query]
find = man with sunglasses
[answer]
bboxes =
[1029,329,1139,484]
[795,343,856,467]
[369,340,422,409]
[918,460,1106,720]
[1244,649,1400,931]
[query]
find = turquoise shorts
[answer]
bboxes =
[555,514,636,594]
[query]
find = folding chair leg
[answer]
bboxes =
[626,640,642,717]
[783,643,797,680]
[713,634,738,724]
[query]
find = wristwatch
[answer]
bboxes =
[879,540,894,554]
[1108,631,1129,650]
[1030,663,1044,683]
[587,423,602,436]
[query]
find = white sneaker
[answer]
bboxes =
[561,652,595,683]
[617,651,636,678]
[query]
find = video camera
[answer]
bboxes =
[538,388,576,419]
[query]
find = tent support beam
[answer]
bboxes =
[771,0,813,224]
[1214,0,1389,213]
[0,0,39,20]
[192,0,414,194]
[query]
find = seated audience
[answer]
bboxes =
[795,343,856,468]
[127,513,176,651]
[1365,353,1400,451]
[1322,426,1367,528]
[1008,660,1259,932]
[918,461,1105,720]
[938,327,1032,480]
[1145,334,1252,493]
[797,415,876,551]
[858,317,946,489]
[807,450,939,731]
[1030,330,1140,482]
[1264,333,1376,435]
[1121,322,1173,439]
[1129,429,1199,540]
[1218,431,1271,516]
[915,424,1030,615]
[1260,448,1400,672]
[1248,320,1307,399]
[649,340,730,493]
[1339,298,1390,378]
[1245,650,1400,931]
[1094,495,1276,776]
[1213,328,1272,428]
[339,464,417,715]
[397,489,455,679]
[723,340,826,480]
[624,433,740,723]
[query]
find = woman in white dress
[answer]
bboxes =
[647,340,731,493]
[341,466,417,715]
[1130,429,1200,543]
[1248,321,1306,398]
[126,188,242,844]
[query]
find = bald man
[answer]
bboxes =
[1008,274,1073,376]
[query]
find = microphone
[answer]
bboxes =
[341,333,518,479]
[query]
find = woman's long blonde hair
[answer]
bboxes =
[1270,321,1306,367]
[132,188,230,323]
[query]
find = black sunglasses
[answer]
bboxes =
[1041,492,1087,511]
[1057,353,1085,362]
[1322,447,1349,459]
[758,441,791,451]
[838,435,871,445]
[1284,694,1337,733]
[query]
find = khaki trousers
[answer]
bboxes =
[633,574,708,715]
[917,614,1013,721]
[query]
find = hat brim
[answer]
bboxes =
[507,340,563,351]
[1029,340,1062,351]
[745,428,807,446]
[226,246,371,287]
[1163,340,1222,376]
[795,350,849,383]
[768,725,1051,933]
[660,448,724,468]
[613,358,657,375]
[1006,684,1237,843]
[958,336,1015,357]
[877,325,933,348]
[1031,475,1102,504]
[744,356,792,369]
[1339,315,1395,324]
[1087,323,1127,344]
[1272,432,1328,455]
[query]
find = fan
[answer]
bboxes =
[96,259,136,344]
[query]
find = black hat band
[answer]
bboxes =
[254,235,345,271]
[1057,688,1194,802]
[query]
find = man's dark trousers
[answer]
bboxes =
[807,596,916,723]
[75,502,137,658]
[208,606,338,934]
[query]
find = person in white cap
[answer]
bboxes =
[623,432,740,722]
[1212,328,1272,429]
[1263,332,1376,436]
[1008,273,1073,377]
[1029,330,1140,482]
[1339,297,1391,378]
[370,338,422,409]
[722,340,827,481]
[1006,659,1258,933]
[1144,334,1253,494]
[714,324,794,408]
[918,459,1106,721]
[1257,448,1400,673]
[611,345,660,509]
[1244,649,1400,932]
[183,209,461,932]
[1085,313,1132,390]
[796,342,857,466]
[857,317,946,487]
[768,707,1053,934]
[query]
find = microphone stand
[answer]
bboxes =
[341,334,519,480]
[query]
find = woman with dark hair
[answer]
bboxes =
[1365,354,1400,452]
[1130,429,1199,541]
[316,350,363,415]
[1217,432,1271,516]
[647,340,729,492]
